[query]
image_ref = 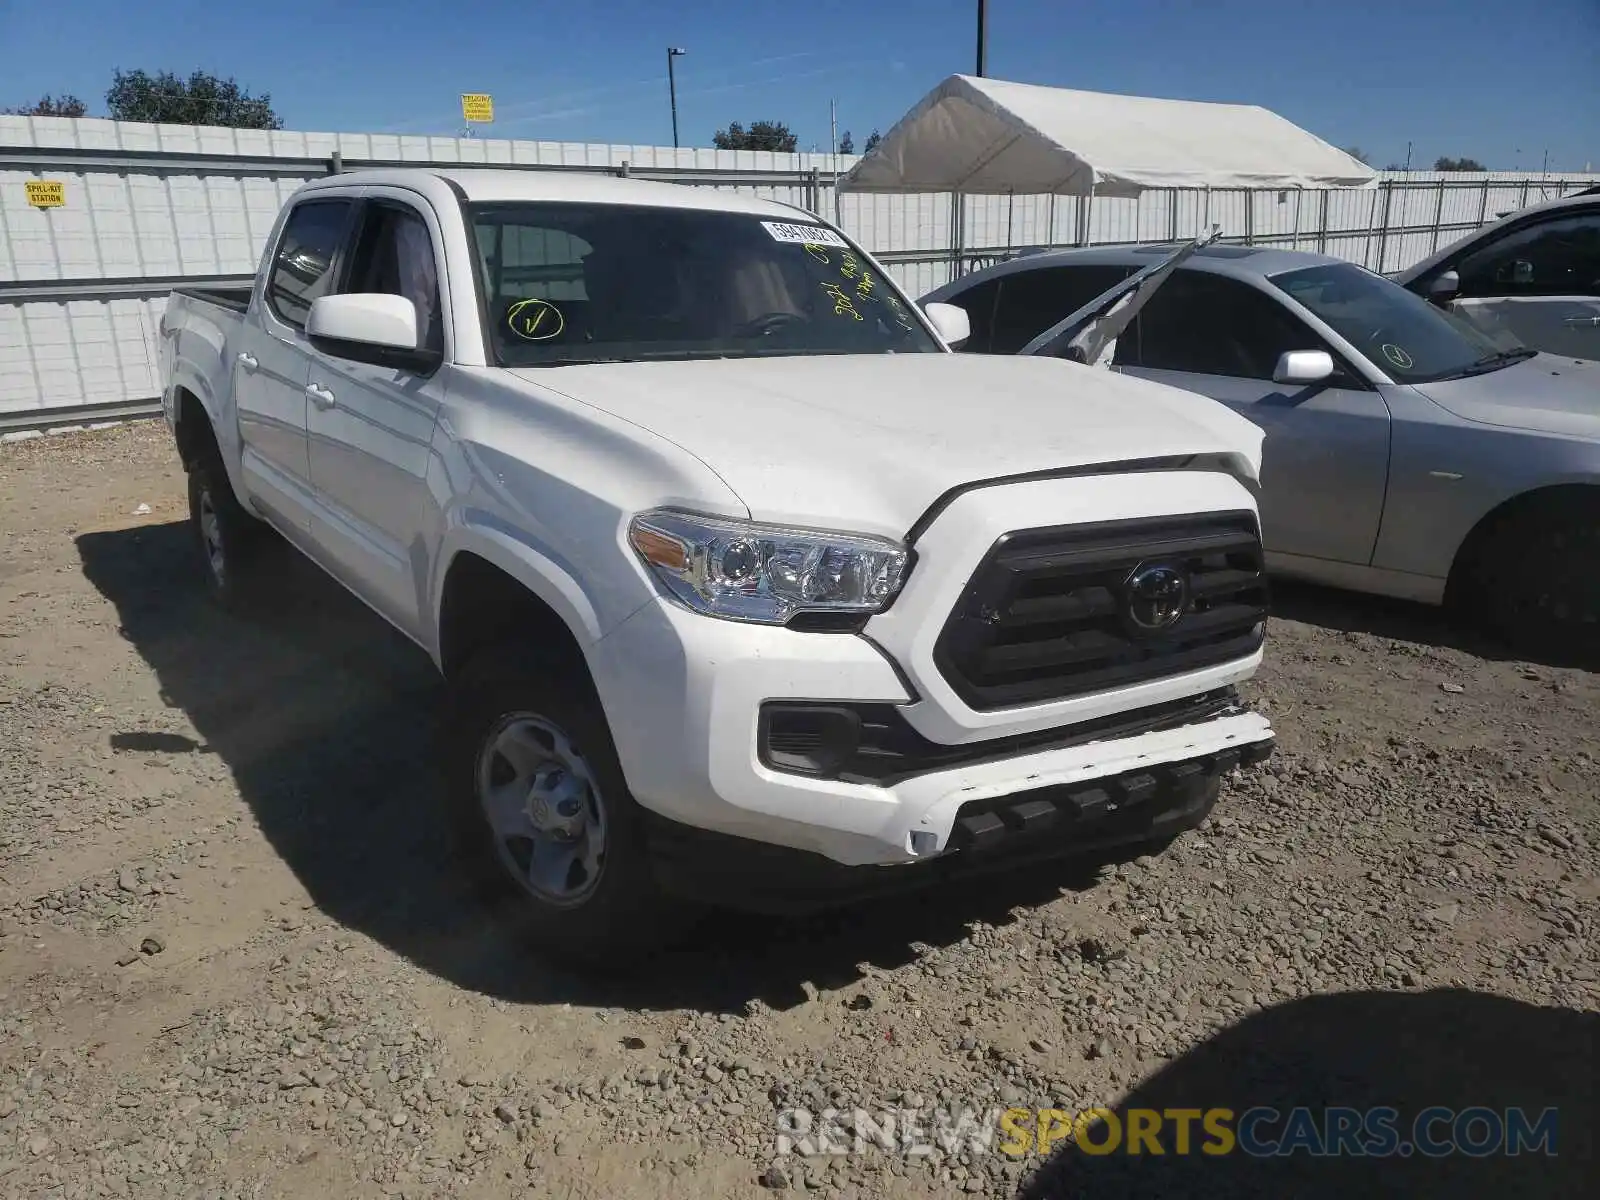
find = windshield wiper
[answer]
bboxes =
[1471,348,1535,368]
[1441,347,1537,379]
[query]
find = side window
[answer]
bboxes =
[940,278,1001,353]
[990,266,1132,354]
[345,203,444,354]
[266,201,352,329]
[1454,212,1600,299]
[1132,271,1319,379]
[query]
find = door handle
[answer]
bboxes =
[1561,315,1600,327]
[236,352,258,370]
[305,382,337,411]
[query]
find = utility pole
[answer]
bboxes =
[830,99,837,156]
[667,47,686,148]
[1403,141,1412,172]
[976,0,988,76]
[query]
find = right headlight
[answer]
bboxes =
[627,509,909,626]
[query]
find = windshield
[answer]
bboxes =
[1270,262,1531,382]
[468,202,939,366]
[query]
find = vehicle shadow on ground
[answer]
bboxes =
[78,521,1118,1014]
[1016,987,1596,1200]
[1269,580,1599,674]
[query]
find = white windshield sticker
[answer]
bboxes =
[761,221,848,247]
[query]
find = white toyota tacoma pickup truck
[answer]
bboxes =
[160,168,1276,961]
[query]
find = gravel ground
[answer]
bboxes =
[1,422,1595,1199]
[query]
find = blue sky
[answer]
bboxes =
[2,0,1596,170]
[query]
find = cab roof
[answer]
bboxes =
[295,167,815,220]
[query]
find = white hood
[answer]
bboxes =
[520,354,1263,539]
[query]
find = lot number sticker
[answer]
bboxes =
[761,221,847,247]
[25,180,66,208]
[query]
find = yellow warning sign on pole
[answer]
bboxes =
[25,180,66,208]
[460,94,494,124]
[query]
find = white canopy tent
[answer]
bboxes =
[840,75,1378,198]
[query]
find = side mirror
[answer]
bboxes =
[1427,268,1461,305]
[1273,349,1335,385]
[307,293,419,350]
[306,293,439,371]
[922,301,971,349]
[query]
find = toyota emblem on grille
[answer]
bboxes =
[1125,562,1190,631]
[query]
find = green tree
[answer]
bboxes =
[1434,155,1487,172]
[838,129,854,155]
[712,120,798,152]
[863,129,882,153]
[3,94,88,117]
[105,69,282,129]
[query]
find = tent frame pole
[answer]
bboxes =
[950,190,966,281]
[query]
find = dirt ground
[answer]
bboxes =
[1,421,1595,1200]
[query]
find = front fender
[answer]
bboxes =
[430,510,610,666]
[1377,418,1600,580]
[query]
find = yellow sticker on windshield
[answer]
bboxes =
[507,298,565,341]
[1381,343,1413,370]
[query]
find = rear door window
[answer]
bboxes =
[1131,270,1321,379]
[266,200,353,329]
[989,265,1133,354]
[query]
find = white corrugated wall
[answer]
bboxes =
[3,114,1595,423]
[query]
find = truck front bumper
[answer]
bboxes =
[588,594,1271,871]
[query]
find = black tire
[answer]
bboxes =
[446,643,691,968]
[186,454,269,611]
[1453,492,1600,659]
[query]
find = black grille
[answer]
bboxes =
[935,512,1268,710]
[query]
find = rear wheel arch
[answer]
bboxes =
[172,387,220,470]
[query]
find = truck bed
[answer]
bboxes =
[173,285,252,314]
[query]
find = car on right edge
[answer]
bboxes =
[1394,190,1600,363]
[923,242,1600,656]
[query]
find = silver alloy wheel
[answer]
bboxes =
[474,713,608,907]
[198,487,225,585]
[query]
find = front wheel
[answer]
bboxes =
[446,645,690,967]
[1453,492,1600,660]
